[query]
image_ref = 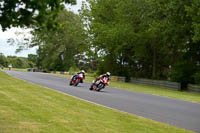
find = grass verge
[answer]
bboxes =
[3,68,27,72]
[109,82,200,103]
[0,71,195,133]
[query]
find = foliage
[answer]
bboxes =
[0,53,34,68]
[80,0,200,87]
[0,53,8,67]
[31,10,87,71]
[0,0,76,30]
[170,61,195,90]
[28,54,37,64]
[185,0,200,42]
[7,56,34,68]
[68,66,80,73]
[193,73,200,85]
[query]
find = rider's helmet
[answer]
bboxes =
[106,72,111,76]
[81,70,85,73]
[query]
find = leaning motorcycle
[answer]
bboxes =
[89,77,109,91]
[69,73,84,86]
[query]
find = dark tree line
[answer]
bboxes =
[79,0,200,88]
[0,53,36,68]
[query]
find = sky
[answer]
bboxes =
[0,0,83,57]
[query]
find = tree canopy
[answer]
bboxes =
[0,53,35,68]
[0,0,76,30]
[31,10,86,71]
[80,0,200,89]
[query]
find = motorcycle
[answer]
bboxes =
[69,73,84,86]
[89,77,109,91]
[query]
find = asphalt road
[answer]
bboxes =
[5,70,200,132]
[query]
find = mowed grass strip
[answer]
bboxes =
[109,82,200,103]
[50,73,200,103]
[0,71,194,133]
[3,68,27,72]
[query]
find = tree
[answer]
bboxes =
[0,0,76,30]
[0,53,7,67]
[81,0,134,76]
[185,0,200,43]
[163,0,200,89]
[80,0,174,79]
[6,56,33,68]
[31,10,86,71]
[170,61,195,90]
[81,0,200,88]
[28,54,37,65]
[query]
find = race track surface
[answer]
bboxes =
[5,70,200,132]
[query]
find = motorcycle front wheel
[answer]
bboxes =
[74,79,80,86]
[97,83,105,91]
[69,79,73,86]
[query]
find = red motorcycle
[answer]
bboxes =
[89,77,109,91]
[69,73,84,86]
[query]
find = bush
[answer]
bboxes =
[193,72,200,85]
[69,66,80,73]
[170,61,195,90]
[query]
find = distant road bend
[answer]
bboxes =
[5,70,200,132]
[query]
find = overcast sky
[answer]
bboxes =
[0,0,83,57]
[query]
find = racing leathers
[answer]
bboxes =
[72,71,85,83]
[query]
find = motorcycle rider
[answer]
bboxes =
[71,70,85,83]
[93,72,111,85]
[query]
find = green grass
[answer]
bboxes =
[109,82,200,103]
[0,71,195,133]
[3,68,27,72]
